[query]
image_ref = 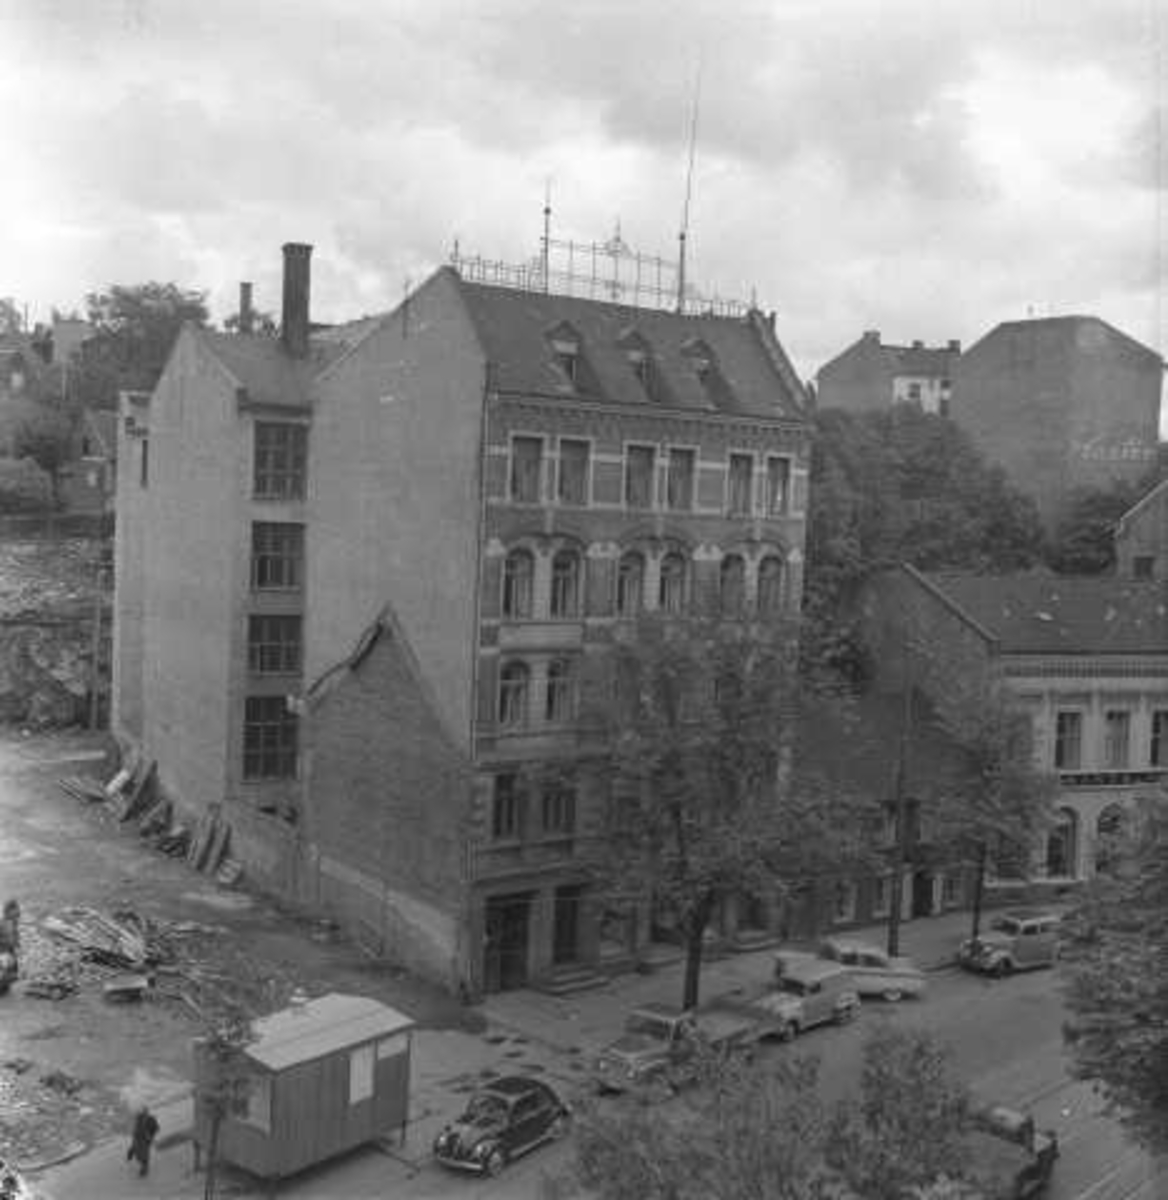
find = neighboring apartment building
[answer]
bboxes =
[859,567,1168,887]
[1115,477,1168,580]
[113,243,811,995]
[816,330,961,415]
[953,316,1163,524]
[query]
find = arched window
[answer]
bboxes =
[501,549,534,619]
[720,554,746,616]
[498,662,530,728]
[757,556,785,617]
[659,552,687,614]
[1044,807,1078,878]
[617,551,645,617]
[545,658,576,723]
[550,550,581,617]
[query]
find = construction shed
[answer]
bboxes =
[193,992,414,1185]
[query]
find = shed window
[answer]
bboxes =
[349,1044,374,1104]
[239,1074,272,1132]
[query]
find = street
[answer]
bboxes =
[0,733,1162,1200]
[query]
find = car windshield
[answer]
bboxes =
[991,917,1022,935]
[626,1013,675,1039]
[777,977,808,996]
[464,1095,508,1124]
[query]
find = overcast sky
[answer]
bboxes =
[1,0,1165,407]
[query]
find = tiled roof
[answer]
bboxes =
[922,570,1168,655]
[82,409,117,457]
[454,276,806,420]
[1116,477,1168,533]
[199,330,319,408]
[889,345,956,376]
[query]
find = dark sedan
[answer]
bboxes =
[433,1075,570,1177]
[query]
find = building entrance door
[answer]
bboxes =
[484,893,533,993]
[553,885,583,966]
[911,870,935,917]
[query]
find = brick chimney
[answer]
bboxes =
[281,243,312,359]
[947,339,961,352]
[911,339,924,349]
[863,329,881,343]
[238,282,254,335]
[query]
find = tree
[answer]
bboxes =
[11,407,75,507]
[594,616,868,1010]
[1060,793,1168,1154]
[550,1027,977,1200]
[826,1026,972,1198]
[803,406,1044,685]
[71,283,209,410]
[195,1005,256,1200]
[1045,473,1163,575]
[0,457,53,513]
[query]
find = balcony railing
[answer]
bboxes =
[1059,768,1167,788]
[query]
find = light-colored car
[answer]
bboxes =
[771,955,861,1036]
[959,911,1061,976]
[815,937,926,1002]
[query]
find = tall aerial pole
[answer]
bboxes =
[541,178,552,294]
[677,57,703,315]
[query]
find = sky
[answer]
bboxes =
[1,0,1165,419]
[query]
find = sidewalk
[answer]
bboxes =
[33,1027,567,1200]
[481,908,972,1058]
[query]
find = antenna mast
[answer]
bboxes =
[677,58,703,315]
[542,179,552,294]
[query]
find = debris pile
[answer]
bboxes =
[56,758,243,885]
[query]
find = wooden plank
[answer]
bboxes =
[202,820,232,875]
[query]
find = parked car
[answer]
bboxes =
[815,937,926,1001]
[962,1104,1059,1198]
[958,911,1061,977]
[591,1000,768,1094]
[432,1076,570,1177]
[770,954,862,1036]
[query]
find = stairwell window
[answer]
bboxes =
[251,523,304,591]
[243,696,298,780]
[510,436,544,503]
[254,422,307,500]
[247,615,302,674]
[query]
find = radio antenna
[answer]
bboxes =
[677,56,703,315]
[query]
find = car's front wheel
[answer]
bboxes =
[992,959,1013,978]
[882,988,904,1003]
[484,1148,507,1177]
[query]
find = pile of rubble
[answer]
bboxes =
[21,905,224,1008]
[57,758,243,886]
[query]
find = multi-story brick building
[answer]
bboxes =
[859,566,1168,889]
[113,244,811,995]
[1115,477,1168,580]
[952,316,1163,524]
[816,330,961,415]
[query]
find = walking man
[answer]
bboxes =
[127,1104,159,1177]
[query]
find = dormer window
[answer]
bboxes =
[553,341,579,385]
[547,321,586,392]
[619,327,662,401]
[681,337,728,408]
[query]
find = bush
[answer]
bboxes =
[0,456,54,513]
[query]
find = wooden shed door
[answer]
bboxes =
[484,893,532,992]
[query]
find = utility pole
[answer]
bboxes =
[87,552,108,730]
[969,839,989,941]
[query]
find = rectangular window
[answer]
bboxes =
[251,522,304,591]
[1054,711,1082,770]
[541,783,576,837]
[254,422,307,500]
[765,456,790,515]
[247,615,302,674]
[239,1075,272,1132]
[492,774,525,841]
[625,445,656,509]
[1103,710,1131,769]
[942,873,962,908]
[1153,711,1168,767]
[557,439,590,505]
[666,448,695,511]
[243,696,298,780]
[348,1044,374,1105]
[545,658,577,723]
[832,879,856,923]
[510,436,543,503]
[140,439,149,488]
[728,453,754,516]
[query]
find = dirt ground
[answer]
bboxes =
[0,729,477,1169]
